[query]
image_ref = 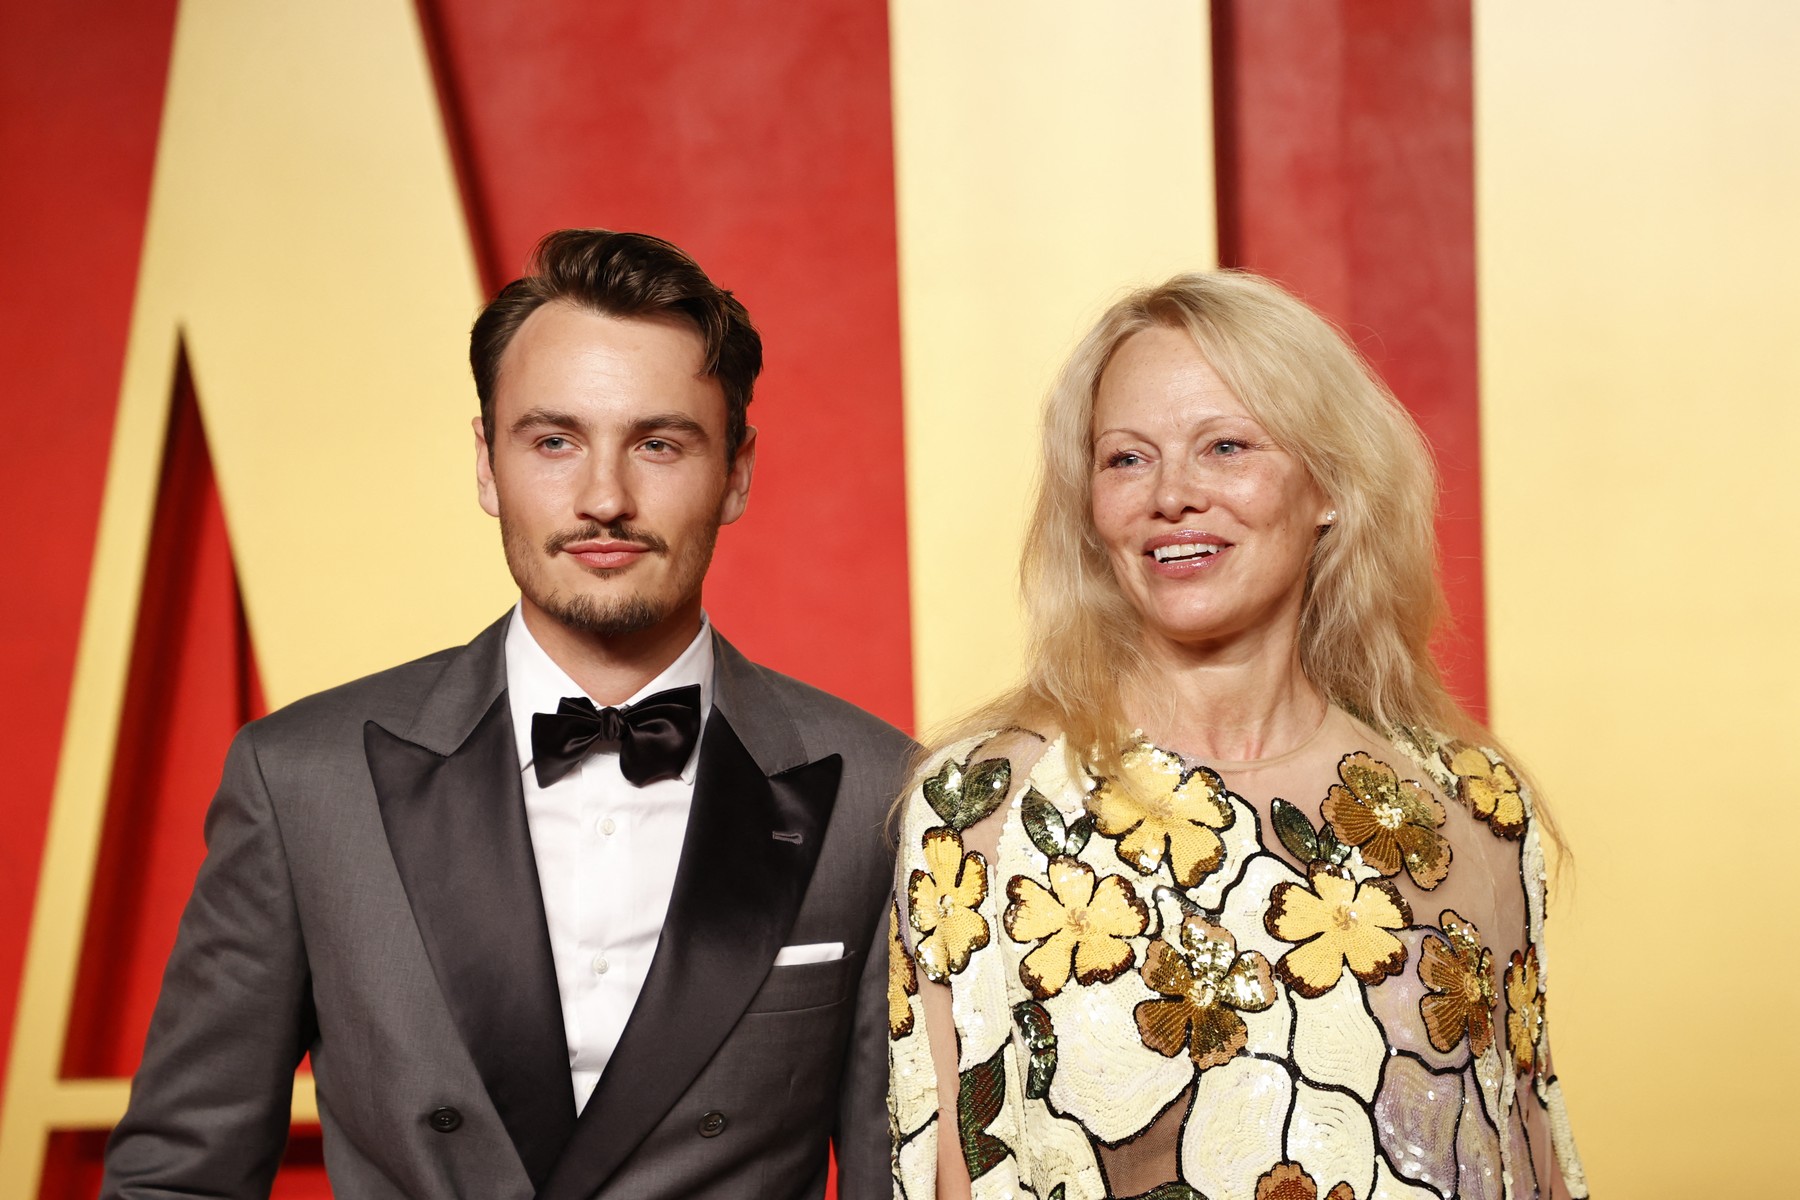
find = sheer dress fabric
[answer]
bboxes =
[888,708,1587,1200]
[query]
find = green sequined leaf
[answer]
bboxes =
[1064,812,1094,855]
[1317,822,1353,867]
[1020,787,1065,858]
[925,756,1012,831]
[1021,787,1095,859]
[1049,1188,1067,1200]
[1128,1185,1204,1200]
[957,1046,1011,1180]
[1013,1000,1058,1100]
[1271,797,1321,864]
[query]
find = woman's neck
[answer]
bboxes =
[1128,628,1327,763]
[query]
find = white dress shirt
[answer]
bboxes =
[503,605,714,1113]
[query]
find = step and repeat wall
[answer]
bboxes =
[1,1,1791,1194]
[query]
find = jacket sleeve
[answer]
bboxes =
[101,723,316,1199]
[831,891,895,1199]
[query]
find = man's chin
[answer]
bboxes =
[535,591,669,639]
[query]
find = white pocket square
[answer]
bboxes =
[773,941,844,966]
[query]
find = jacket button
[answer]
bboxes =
[698,1110,727,1137]
[429,1106,463,1133]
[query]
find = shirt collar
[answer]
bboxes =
[503,602,716,784]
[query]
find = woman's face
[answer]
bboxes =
[1090,326,1329,659]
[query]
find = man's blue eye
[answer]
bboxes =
[541,436,568,451]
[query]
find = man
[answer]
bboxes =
[103,230,911,1199]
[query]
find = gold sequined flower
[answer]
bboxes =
[1265,863,1413,998]
[1003,857,1148,999]
[907,828,991,981]
[1320,751,1452,889]
[1446,745,1526,839]
[1134,914,1276,1069]
[1255,1161,1355,1200]
[1418,909,1495,1055]
[1088,743,1236,888]
[888,902,918,1039]
[1505,944,1545,1077]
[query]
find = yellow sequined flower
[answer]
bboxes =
[1004,857,1148,999]
[1088,743,1236,888]
[1446,745,1527,839]
[907,828,991,981]
[1505,944,1545,1077]
[1255,1161,1356,1200]
[1265,863,1413,998]
[1134,914,1276,1069]
[1418,909,1496,1055]
[888,902,918,1039]
[1320,751,1452,889]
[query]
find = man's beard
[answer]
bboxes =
[501,515,716,638]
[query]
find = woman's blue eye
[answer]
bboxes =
[1213,440,1245,455]
[1105,451,1144,468]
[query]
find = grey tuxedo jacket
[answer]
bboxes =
[101,616,913,1199]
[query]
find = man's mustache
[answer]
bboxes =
[544,522,669,556]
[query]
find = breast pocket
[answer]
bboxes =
[743,951,860,1014]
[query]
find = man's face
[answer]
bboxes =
[475,302,754,645]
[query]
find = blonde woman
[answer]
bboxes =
[888,274,1587,1200]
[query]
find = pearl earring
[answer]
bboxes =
[1323,510,1337,525]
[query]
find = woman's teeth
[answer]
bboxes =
[1151,543,1222,563]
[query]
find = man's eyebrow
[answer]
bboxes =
[631,413,711,442]
[509,407,586,435]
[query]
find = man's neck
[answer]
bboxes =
[518,598,705,706]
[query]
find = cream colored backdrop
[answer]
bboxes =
[1477,2,1797,1192]
[890,0,1216,730]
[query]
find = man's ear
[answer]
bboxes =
[474,415,500,518]
[719,425,757,526]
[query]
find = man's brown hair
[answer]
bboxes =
[471,229,762,463]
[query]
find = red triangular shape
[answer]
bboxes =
[60,342,265,1083]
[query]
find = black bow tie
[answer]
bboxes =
[530,685,703,788]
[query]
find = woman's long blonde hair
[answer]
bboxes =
[936,271,1557,843]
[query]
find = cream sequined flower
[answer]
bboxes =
[1446,745,1527,839]
[1089,743,1236,888]
[907,828,990,981]
[1265,863,1412,997]
[1004,857,1148,999]
[888,902,918,1039]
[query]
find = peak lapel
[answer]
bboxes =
[364,617,574,1189]
[536,709,842,1200]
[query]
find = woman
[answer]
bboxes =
[888,273,1587,1200]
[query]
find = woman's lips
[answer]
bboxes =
[1142,532,1231,576]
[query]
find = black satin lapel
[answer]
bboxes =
[536,713,842,1200]
[366,695,575,1188]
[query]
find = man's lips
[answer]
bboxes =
[1142,531,1232,573]
[561,541,652,569]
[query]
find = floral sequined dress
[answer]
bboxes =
[888,708,1588,1200]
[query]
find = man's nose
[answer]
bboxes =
[574,455,636,525]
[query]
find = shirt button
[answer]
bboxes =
[428,1106,462,1132]
[599,817,617,836]
[592,955,610,976]
[698,1110,727,1137]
